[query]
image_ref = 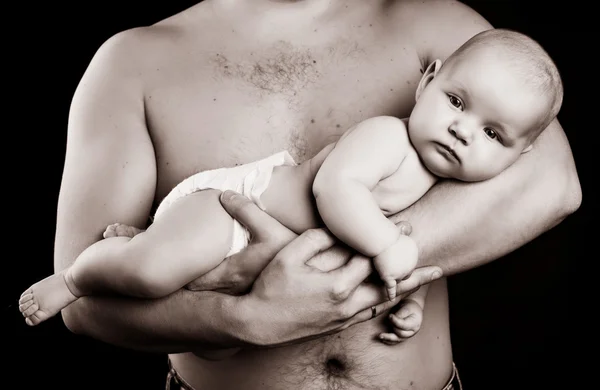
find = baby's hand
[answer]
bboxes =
[373,234,418,301]
[378,298,424,345]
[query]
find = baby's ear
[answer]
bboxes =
[521,144,533,154]
[416,59,442,101]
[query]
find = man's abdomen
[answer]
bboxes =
[170,279,452,390]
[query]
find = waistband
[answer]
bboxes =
[166,357,195,390]
[166,358,462,390]
[442,362,463,390]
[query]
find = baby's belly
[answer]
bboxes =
[170,280,452,390]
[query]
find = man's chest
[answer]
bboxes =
[145,31,423,199]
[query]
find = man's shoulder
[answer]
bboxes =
[93,24,182,69]
[100,2,200,53]
[396,1,493,63]
[399,0,488,24]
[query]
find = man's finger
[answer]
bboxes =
[219,190,293,241]
[395,266,443,295]
[188,241,278,294]
[344,283,403,324]
[341,266,442,319]
[305,244,354,272]
[219,242,281,288]
[327,253,373,296]
[345,281,400,316]
[275,228,337,266]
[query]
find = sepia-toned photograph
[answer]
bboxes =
[8,1,587,389]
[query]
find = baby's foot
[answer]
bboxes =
[19,270,79,326]
[103,223,145,239]
[378,299,424,345]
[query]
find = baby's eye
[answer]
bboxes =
[448,95,462,110]
[484,128,497,139]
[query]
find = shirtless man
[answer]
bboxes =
[55,1,581,389]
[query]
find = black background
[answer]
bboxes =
[6,1,590,389]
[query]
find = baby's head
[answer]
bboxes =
[408,28,563,181]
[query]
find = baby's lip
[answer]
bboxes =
[436,142,460,163]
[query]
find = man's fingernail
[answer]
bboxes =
[221,190,236,202]
[431,270,442,280]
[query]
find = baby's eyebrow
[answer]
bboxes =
[453,85,469,98]
[449,83,470,103]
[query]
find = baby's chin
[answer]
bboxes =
[425,160,497,182]
[422,158,453,179]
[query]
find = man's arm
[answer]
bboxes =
[388,0,581,274]
[396,119,580,275]
[56,29,436,353]
[55,29,247,352]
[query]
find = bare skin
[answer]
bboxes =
[19,122,428,344]
[19,223,144,325]
[48,1,581,389]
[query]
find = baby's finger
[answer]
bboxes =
[384,279,397,301]
[378,332,402,345]
[394,328,417,339]
[395,303,419,318]
[390,313,420,332]
[397,220,413,236]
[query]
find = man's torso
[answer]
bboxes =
[126,0,488,388]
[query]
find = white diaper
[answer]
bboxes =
[154,150,297,257]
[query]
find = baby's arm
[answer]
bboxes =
[313,116,417,300]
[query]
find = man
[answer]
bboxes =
[54,1,581,389]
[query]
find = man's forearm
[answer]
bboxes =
[396,121,581,275]
[62,289,250,353]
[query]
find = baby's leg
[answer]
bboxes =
[19,189,234,326]
[70,189,235,298]
[20,216,150,325]
[18,237,137,326]
[378,284,429,345]
[19,270,79,326]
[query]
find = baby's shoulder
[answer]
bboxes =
[357,116,409,142]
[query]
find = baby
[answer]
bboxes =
[20,28,562,347]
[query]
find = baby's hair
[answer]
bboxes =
[443,28,563,139]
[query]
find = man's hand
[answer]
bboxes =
[186,191,298,294]
[205,190,443,347]
[186,191,420,295]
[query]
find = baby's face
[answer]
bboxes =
[408,53,547,181]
